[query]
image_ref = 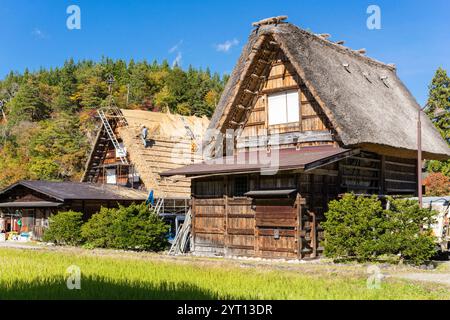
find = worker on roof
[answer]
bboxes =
[141,125,149,148]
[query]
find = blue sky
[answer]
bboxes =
[0,0,449,105]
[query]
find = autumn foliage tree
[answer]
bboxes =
[424,172,450,196]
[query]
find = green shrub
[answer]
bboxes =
[379,199,437,265]
[322,194,384,261]
[81,203,169,252]
[323,194,438,265]
[79,207,112,248]
[43,211,84,246]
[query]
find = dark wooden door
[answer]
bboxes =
[254,198,298,259]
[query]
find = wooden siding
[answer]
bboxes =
[190,151,418,259]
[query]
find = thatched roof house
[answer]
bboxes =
[83,108,209,199]
[162,17,449,260]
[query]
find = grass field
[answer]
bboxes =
[0,247,448,300]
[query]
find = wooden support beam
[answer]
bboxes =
[380,155,386,195]
[244,89,258,96]
[297,193,303,260]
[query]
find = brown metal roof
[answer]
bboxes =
[0,181,148,202]
[161,146,355,177]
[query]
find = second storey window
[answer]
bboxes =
[267,90,299,125]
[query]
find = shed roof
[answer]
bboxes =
[207,21,449,160]
[0,181,148,202]
[161,146,355,177]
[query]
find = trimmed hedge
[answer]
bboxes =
[323,194,437,265]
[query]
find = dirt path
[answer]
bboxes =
[393,273,450,286]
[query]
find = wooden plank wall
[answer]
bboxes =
[191,150,418,260]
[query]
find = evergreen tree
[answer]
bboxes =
[8,78,50,123]
[425,67,450,176]
[55,59,78,112]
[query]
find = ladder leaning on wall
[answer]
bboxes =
[97,108,129,165]
[168,208,192,255]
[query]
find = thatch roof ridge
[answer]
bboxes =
[207,21,450,159]
[281,26,396,71]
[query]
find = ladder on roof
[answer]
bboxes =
[97,108,129,165]
[181,116,196,140]
[168,209,191,255]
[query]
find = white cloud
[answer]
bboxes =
[172,51,182,67]
[215,39,239,52]
[32,28,49,39]
[169,40,183,53]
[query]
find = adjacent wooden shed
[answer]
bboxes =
[0,181,147,239]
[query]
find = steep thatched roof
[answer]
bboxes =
[208,21,449,160]
[121,109,209,139]
[118,110,208,198]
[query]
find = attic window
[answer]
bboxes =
[267,90,299,125]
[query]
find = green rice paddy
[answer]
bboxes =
[0,248,448,300]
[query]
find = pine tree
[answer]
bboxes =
[8,78,50,123]
[55,59,77,112]
[425,67,450,176]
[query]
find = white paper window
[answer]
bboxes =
[116,143,127,158]
[267,90,299,125]
[106,169,117,184]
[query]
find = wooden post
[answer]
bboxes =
[311,211,317,258]
[417,108,423,208]
[191,196,196,253]
[224,195,229,256]
[296,192,303,260]
[380,155,386,195]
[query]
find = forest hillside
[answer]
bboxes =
[0,58,227,188]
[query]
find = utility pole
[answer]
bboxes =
[106,74,115,108]
[417,107,423,208]
[126,84,130,107]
